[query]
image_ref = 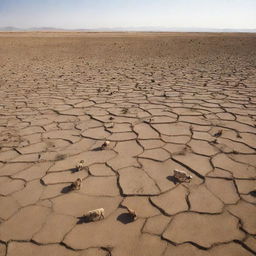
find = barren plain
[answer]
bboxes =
[0,32,256,256]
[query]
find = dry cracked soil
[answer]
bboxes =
[0,32,256,256]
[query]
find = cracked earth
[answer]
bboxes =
[0,32,256,256]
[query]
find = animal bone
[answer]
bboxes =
[84,208,105,222]
[106,122,114,128]
[71,178,82,190]
[236,132,242,139]
[122,107,129,114]
[76,160,84,171]
[173,169,192,183]
[126,207,137,220]
[211,139,218,144]
[101,140,110,149]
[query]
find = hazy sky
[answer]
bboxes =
[0,0,255,29]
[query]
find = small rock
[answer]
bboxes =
[213,130,223,137]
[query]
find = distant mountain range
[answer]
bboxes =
[0,26,256,33]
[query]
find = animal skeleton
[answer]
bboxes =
[106,122,114,128]
[173,169,192,183]
[122,107,129,114]
[76,160,84,171]
[71,178,82,190]
[84,208,105,222]
[126,207,137,220]
[101,140,110,149]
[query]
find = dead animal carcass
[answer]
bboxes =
[173,169,192,183]
[76,160,85,171]
[126,207,137,221]
[71,178,82,190]
[101,140,110,150]
[84,208,105,222]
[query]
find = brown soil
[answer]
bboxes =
[0,32,256,256]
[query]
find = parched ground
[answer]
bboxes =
[0,32,256,256]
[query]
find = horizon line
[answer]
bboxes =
[1,26,256,33]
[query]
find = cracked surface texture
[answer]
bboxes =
[0,32,256,255]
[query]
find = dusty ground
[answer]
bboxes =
[0,32,256,256]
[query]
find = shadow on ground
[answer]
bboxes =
[117,213,135,224]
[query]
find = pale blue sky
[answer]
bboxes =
[0,0,255,29]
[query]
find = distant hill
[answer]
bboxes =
[0,27,66,31]
[0,26,255,33]
[0,26,22,31]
